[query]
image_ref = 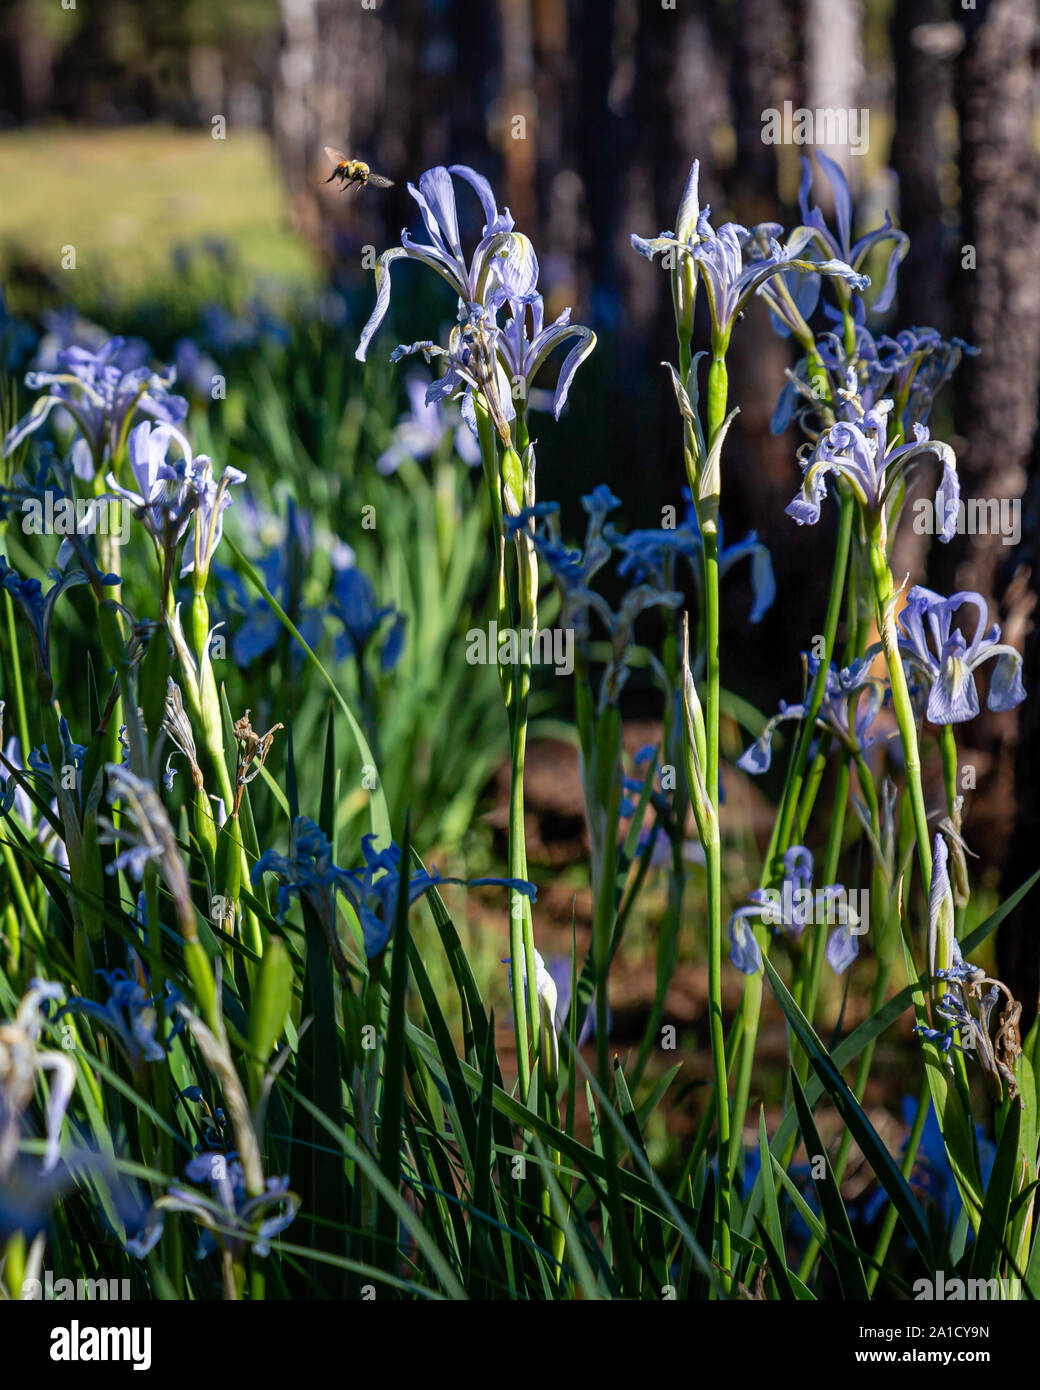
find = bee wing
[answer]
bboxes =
[367,173,395,188]
[323,145,349,167]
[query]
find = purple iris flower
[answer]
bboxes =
[106,421,191,540]
[57,956,184,1072]
[611,488,775,624]
[355,165,539,363]
[738,653,889,775]
[786,395,959,539]
[505,490,617,617]
[506,487,683,704]
[127,1154,298,1261]
[897,586,1026,724]
[106,420,246,578]
[173,338,222,398]
[728,845,860,976]
[199,298,289,355]
[330,562,406,672]
[549,955,608,1042]
[1,734,72,873]
[489,292,596,421]
[28,308,147,373]
[795,152,909,315]
[631,160,869,346]
[0,555,117,686]
[0,737,33,825]
[394,314,522,439]
[877,326,979,430]
[377,373,481,474]
[695,218,864,345]
[253,819,536,959]
[772,315,976,442]
[212,505,325,666]
[5,336,187,468]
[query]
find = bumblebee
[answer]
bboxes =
[323,147,394,191]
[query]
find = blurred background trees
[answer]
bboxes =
[0,0,1038,1005]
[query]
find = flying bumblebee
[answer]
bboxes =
[323,147,394,192]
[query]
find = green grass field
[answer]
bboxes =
[0,125,316,295]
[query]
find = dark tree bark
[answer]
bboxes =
[999,405,1040,1032]
[943,0,1040,1021]
[889,0,950,336]
[941,0,1040,604]
[10,0,56,119]
[272,0,390,261]
[727,0,804,522]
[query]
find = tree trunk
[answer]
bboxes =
[945,0,1040,1022]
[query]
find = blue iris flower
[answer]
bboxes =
[611,488,775,624]
[127,1154,298,1261]
[213,503,325,666]
[57,955,184,1073]
[0,556,118,687]
[377,373,481,474]
[896,585,1026,725]
[863,1098,996,1229]
[728,845,860,977]
[4,335,187,469]
[330,563,406,672]
[787,393,959,540]
[506,487,683,705]
[793,152,909,317]
[356,164,539,364]
[253,819,537,960]
[738,652,890,775]
[488,291,596,422]
[631,159,868,346]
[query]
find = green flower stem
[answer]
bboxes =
[2,902,17,975]
[631,843,685,1088]
[793,751,851,1028]
[511,435,542,1095]
[867,533,932,890]
[728,491,854,1183]
[702,351,732,1283]
[189,591,235,810]
[786,746,890,1278]
[1,840,45,962]
[187,588,261,960]
[144,861,184,1292]
[631,626,688,1089]
[939,722,959,816]
[795,963,891,1287]
[586,700,638,1290]
[1,517,36,963]
[2,588,31,761]
[868,541,985,1216]
[765,492,855,877]
[473,395,534,1099]
[1,1233,26,1300]
[792,738,832,846]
